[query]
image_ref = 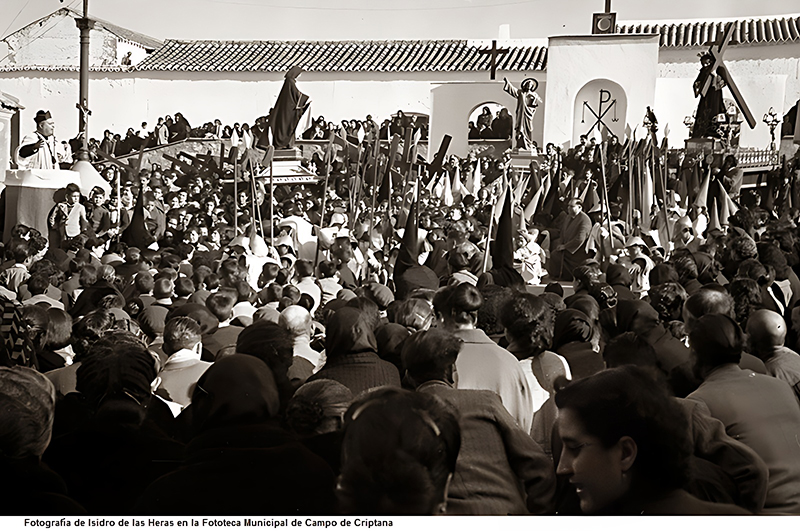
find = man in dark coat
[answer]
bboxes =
[548,198,591,280]
[270,66,310,149]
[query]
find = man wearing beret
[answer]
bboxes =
[15,110,58,170]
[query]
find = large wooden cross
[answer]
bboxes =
[478,40,509,80]
[699,22,757,129]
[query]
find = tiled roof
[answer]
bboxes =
[133,39,547,73]
[0,65,129,73]
[617,14,800,47]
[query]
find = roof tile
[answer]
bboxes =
[617,14,800,47]
[134,39,547,73]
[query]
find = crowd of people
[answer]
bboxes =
[3,98,800,517]
[65,109,431,163]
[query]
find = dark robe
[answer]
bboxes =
[270,73,310,149]
[691,64,725,139]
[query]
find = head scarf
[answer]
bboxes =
[615,299,660,335]
[325,307,378,359]
[552,309,594,351]
[189,354,280,434]
[606,263,632,288]
[692,252,717,285]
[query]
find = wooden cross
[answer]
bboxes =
[478,40,509,80]
[699,22,756,129]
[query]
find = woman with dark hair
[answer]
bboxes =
[736,258,787,317]
[555,365,748,514]
[45,309,117,397]
[137,355,336,515]
[551,309,604,380]
[36,308,74,372]
[337,386,461,514]
[500,292,570,457]
[728,278,764,327]
[433,282,534,432]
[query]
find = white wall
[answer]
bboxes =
[544,34,660,148]
[0,69,527,145]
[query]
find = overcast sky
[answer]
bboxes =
[3,0,800,41]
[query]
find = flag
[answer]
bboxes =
[377,161,392,204]
[523,173,548,219]
[584,184,601,214]
[513,173,530,206]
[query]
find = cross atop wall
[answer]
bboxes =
[478,40,509,80]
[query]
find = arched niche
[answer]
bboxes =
[572,79,627,144]
[467,101,512,141]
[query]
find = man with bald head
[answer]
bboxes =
[747,309,800,401]
[279,305,321,386]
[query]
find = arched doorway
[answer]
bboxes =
[572,79,627,145]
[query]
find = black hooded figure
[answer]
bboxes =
[270,66,311,149]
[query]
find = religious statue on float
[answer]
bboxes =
[270,66,311,150]
[15,110,58,169]
[690,52,726,139]
[503,77,542,152]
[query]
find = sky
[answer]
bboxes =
[3,0,800,42]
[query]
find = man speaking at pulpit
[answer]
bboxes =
[15,110,58,170]
[4,110,80,242]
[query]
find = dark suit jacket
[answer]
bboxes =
[688,364,800,514]
[418,381,555,515]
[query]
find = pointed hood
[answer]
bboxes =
[393,198,419,285]
[491,189,514,270]
[121,186,156,249]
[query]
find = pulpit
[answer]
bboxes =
[2,169,80,241]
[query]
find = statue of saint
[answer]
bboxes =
[270,66,311,150]
[691,52,726,139]
[503,77,541,151]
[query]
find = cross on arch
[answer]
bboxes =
[478,40,509,80]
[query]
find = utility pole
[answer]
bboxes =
[75,0,93,161]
